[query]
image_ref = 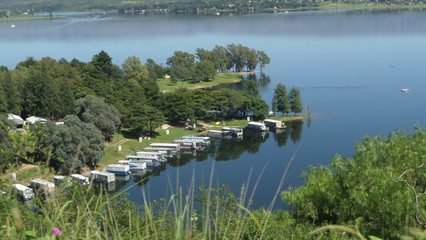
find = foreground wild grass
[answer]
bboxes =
[0,179,319,240]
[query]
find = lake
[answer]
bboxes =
[2,9,426,209]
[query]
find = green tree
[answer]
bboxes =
[211,45,231,72]
[289,87,303,114]
[242,75,260,97]
[146,58,165,79]
[161,90,195,124]
[0,67,21,114]
[227,43,245,72]
[122,56,149,87]
[193,60,216,83]
[244,48,259,71]
[166,51,195,69]
[74,95,121,141]
[0,119,12,172]
[21,68,60,119]
[43,115,105,173]
[272,84,291,115]
[127,103,165,137]
[257,50,271,70]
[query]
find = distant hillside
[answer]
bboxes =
[1,0,425,18]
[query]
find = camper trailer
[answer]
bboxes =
[53,176,69,186]
[149,143,180,150]
[106,164,130,175]
[71,174,90,185]
[30,179,55,195]
[12,184,34,201]
[136,151,165,160]
[181,136,211,145]
[247,122,268,131]
[89,171,115,184]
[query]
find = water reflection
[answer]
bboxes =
[112,120,305,192]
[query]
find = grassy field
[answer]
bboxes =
[157,73,244,92]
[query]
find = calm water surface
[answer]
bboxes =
[2,9,426,208]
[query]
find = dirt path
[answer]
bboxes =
[1,163,39,180]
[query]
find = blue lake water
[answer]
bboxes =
[1,9,426,209]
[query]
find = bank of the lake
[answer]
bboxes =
[98,115,311,169]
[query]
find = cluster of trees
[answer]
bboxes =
[0,46,274,173]
[0,46,270,126]
[0,95,120,174]
[161,87,269,124]
[272,83,303,115]
[167,44,270,83]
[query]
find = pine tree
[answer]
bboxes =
[289,87,303,114]
[272,84,290,115]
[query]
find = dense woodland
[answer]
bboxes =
[0,44,300,175]
[1,0,423,18]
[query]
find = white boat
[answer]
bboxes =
[128,160,147,170]
[264,119,286,129]
[247,122,268,131]
[401,88,410,93]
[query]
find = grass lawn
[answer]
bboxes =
[157,73,243,92]
[99,126,199,169]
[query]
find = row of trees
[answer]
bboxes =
[272,83,303,115]
[167,44,270,83]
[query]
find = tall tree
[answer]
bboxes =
[122,56,149,87]
[257,50,270,70]
[128,103,165,137]
[74,95,121,141]
[289,87,303,114]
[193,60,216,83]
[161,90,195,124]
[242,74,260,97]
[211,45,231,72]
[272,84,291,115]
[0,67,21,114]
[166,51,195,70]
[227,44,244,72]
[22,68,60,119]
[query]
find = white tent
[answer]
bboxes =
[7,113,24,126]
[26,116,47,124]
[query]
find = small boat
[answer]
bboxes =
[401,88,410,93]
